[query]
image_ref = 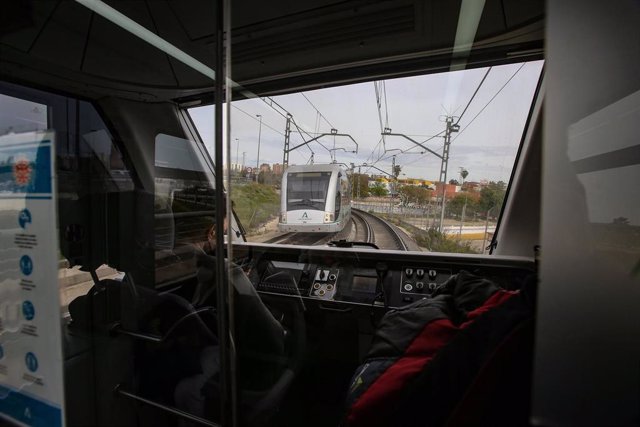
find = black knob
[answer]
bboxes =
[415,282,424,291]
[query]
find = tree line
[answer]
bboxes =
[352,174,507,219]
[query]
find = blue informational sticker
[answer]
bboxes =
[19,255,33,276]
[1,132,64,427]
[22,301,35,321]
[18,209,32,229]
[25,352,38,373]
[0,145,51,194]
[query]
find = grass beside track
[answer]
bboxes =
[381,214,479,254]
[232,183,280,233]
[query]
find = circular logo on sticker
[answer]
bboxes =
[20,255,33,276]
[13,157,32,186]
[25,352,38,372]
[18,209,32,229]
[22,301,35,321]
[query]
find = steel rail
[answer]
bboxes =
[352,208,409,251]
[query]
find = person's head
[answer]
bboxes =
[203,194,227,252]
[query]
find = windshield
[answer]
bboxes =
[189,60,543,253]
[287,172,331,210]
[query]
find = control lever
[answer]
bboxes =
[370,262,390,328]
[375,262,390,308]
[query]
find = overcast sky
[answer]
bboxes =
[190,60,543,184]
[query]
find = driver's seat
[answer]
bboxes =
[194,254,305,427]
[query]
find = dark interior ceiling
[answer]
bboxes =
[0,0,544,102]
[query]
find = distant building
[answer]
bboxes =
[434,182,460,198]
[260,163,271,172]
[272,163,283,175]
[462,181,482,192]
[227,163,242,172]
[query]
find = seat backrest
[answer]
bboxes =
[344,272,536,427]
[196,254,287,390]
[444,318,535,427]
[392,284,535,427]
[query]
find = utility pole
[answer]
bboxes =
[283,113,292,169]
[242,152,246,172]
[459,197,467,237]
[438,116,459,232]
[482,206,495,254]
[458,167,468,237]
[255,114,263,181]
[235,138,240,174]
[357,166,361,199]
[391,155,396,196]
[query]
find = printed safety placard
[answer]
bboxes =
[0,131,65,427]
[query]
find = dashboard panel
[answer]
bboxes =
[234,243,536,310]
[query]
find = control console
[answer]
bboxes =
[310,268,339,300]
[250,246,533,310]
[400,267,451,297]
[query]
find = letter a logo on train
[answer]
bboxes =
[302,212,309,219]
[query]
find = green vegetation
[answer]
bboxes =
[257,170,281,187]
[231,183,280,232]
[351,173,371,198]
[369,182,389,197]
[397,185,432,207]
[477,181,506,212]
[446,181,506,219]
[414,227,478,254]
[591,221,640,251]
[383,214,478,254]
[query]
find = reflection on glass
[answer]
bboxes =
[0,94,47,136]
[568,89,640,272]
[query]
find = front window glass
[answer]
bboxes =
[0,93,47,135]
[190,60,543,253]
[287,171,331,211]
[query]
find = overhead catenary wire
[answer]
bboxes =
[387,65,515,173]
[374,81,391,150]
[301,92,336,130]
[290,117,331,153]
[365,137,385,164]
[232,104,285,137]
[385,67,491,168]
[367,129,446,169]
[403,143,446,166]
[455,67,492,125]
[400,63,526,178]
[452,63,526,142]
[256,94,334,157]
[383,82,390,128]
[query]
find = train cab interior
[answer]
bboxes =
[1,0,639,426]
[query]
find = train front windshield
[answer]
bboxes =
[287,172,332,211]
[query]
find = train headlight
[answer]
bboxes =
[324,212,335,223]
[280,212,287,223]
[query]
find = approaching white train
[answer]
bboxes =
[279,164,351,233]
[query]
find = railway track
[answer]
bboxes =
[264,231,337,246]
[352,209,409,251]
[350,210,374,244]
[266,209,411,251]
